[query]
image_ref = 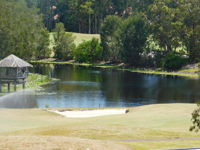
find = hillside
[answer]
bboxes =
[50,32,100,48]
[71,32,100,46]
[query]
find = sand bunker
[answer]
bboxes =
[48,109,128,118]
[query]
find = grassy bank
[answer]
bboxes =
[0,73,53,93]
[31,60,199,79]
[26,73,54,88]
[0,104,199,149]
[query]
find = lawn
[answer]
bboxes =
[70,32,100,46]
[50,32,100,47]
[0,104,200,149]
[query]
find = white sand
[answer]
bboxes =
[48,109,128,118]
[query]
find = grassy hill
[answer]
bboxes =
[70,32,100,46]
[50,32,100,48]
[0,104,200,150]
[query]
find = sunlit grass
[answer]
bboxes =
[50,32,100,47]
[0,104,200,149]
[179,68,199,73]
[69,32,100,46]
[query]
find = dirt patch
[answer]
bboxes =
[0,136,131,150]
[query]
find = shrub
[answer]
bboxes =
[162,53,187,70]
[73,38,102,63]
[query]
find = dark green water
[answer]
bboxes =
[33,64,200,108]
[0,64,200,108]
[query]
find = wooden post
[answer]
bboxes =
[14,81,17,91]
[0,81,2,93]
[22,80,25,89]
[8,82,10,92]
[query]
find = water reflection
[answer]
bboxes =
[31,64,200,108]
[0,90,37,108]
[1,64,199,108]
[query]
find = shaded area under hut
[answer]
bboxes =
[0,54,33,92]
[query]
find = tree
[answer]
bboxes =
[148,0,184,53]
[80,0,94,34]
[100,15,122,62]
[148,0,200,62]
[0,0,50,59]
[120,15,149,65]
[36,0,58,31]
[53,22,75,60]
[180,0,200,62]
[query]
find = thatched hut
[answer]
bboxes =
[0,54,33,92]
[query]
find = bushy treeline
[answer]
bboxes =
[25,0,200,69]
[0,0,200,70]
[100,0,200,69]
[25,0,154,33]
[0,0,51,60]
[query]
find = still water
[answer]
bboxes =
[0,64,200,108]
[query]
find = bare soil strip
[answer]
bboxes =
[112,138,200,142]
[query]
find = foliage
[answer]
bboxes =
[27,0,154,33]
[73,38,102,63]
[148,0,200,62]
[1,0,200,66]
[100,15,122,62]
[53,23,75,60]
[120,15,149,66]
[148,0,183,53]
[179,0,200,62]
[0,0,50,59]
[26,73,52,88]
[190,103,200,133]
[162,53,187,70]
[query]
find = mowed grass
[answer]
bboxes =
[50,32,100,47]
[0,104,200,149]
[71,32,100,46]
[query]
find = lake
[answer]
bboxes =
[0,64,200,108]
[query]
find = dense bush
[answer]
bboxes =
[53,23,75,60]
[73,38,102,63]
[120,15,150,66]
[162,53,187,70]
[100,16,122,62]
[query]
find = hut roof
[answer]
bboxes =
[0,54,33,68]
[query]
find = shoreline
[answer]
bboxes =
[0,73,55,94]
[31,60,199,79]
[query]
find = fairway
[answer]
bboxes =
[50,32,100,48]
[70,32,100,46]
[0,104,200,149]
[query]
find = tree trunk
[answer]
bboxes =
[79,21,81,33]
[95,14,97,34]
[89,13,91,34]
